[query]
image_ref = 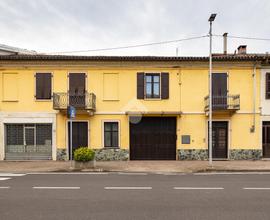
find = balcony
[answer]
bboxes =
[204,94,240,112]
[53,92,96,111]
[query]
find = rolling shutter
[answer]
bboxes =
[137,72,144,99]
[161,72,169,99]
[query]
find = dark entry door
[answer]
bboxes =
[130,117,176,160]
[68,122,88,159]
[263,122,270,158]
[212,73,227,109]
[69,73,86,108]
[210,121,228,159]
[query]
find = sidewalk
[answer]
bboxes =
[1,160,270,173]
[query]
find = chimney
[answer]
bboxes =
[223,33,228,54]
[237,45,247,54]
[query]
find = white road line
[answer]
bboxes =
[162,173,186,176]
[155,172,185,175]
[174,187,224,190]
[0,178,11,181]
[27,172,108,175]
[243,187,270,190]
[118,172,147,175]
[33,187,80,189]
[0,173,26,177]
[0,186,10,189]
[104,187,152,190]
[194,172,270,175]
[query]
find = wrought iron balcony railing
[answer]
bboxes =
[204,94,240,112]
[53,92,96,111]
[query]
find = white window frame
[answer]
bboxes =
[144,72,161,100]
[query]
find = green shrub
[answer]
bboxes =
[74,147,95,162]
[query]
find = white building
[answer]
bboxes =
[261,61,270,158]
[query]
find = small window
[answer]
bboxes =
[266,73,270,99]
[145,73,160,98]
[104,122,119,148]
[36,73,52,100]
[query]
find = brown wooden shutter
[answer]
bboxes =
[36,74,42,99]
[161,72,169,99]
[36,73,52,99]
[137,72,144,99]
[43,73,52,99]
[266,73,270,99]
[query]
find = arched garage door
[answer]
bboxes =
[130,117,176,160]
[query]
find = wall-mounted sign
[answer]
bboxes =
[67,106,76,118]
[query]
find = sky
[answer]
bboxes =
[0,0,269,56]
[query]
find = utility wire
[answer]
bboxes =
[213,34,270,41]
[46,35,208,54]
[45,34,270,55]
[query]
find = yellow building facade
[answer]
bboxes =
[0,54,268,160]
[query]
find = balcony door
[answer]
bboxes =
[212,73,227,110]
[69,73,86,108]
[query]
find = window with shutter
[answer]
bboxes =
[145,73,160,99]
[137,72,170,100]
[266,73,270,99]
[36,73,52,100]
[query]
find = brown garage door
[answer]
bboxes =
[130,117,176,160]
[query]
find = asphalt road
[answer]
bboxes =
[1,172,270,220]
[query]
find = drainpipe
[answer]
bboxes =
[178,68,182,113]
[251,63,257,133]
[177,68,182,160]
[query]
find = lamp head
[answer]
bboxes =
[208,13,217,22]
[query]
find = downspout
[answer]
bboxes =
[251,63,257,132]
[178,68,182,113]
[176,68,182,161]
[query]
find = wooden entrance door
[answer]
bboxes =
[130,117,176,160]
[68,122,88,160]
[210,121,228,159]
[212,73,227,110]
[263,122,270,158]
[69,73,86,108]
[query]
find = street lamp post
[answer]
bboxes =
[208,13,216,166]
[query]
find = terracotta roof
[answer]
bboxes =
[0,54,267,62]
